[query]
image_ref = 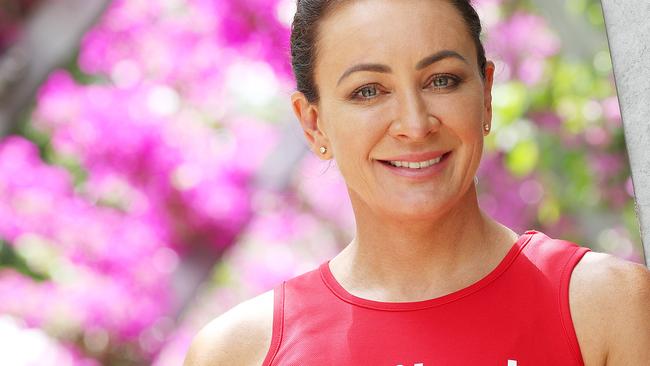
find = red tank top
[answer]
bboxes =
[262,230,591,366]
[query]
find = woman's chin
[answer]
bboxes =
[378,201,448,222]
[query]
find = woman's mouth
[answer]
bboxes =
[377,151,452,179]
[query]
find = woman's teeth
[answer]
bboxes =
[388,156,442,169]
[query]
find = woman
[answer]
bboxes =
[184,0,650,365]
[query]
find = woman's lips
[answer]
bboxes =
[380,150,448,162]
[377,151,452,180]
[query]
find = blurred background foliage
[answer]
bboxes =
[0,0,643,364]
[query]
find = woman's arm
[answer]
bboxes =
[183,289,274,366]
[601,257,650,365]
[571,251,650,366]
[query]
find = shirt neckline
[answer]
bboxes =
[319,230,538,311]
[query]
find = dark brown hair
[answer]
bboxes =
[290,0,487,103]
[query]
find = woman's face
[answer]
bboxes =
[296,0,495,221]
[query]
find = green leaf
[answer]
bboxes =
[506,140,539,177]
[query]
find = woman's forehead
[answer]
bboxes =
[314,0,476,81]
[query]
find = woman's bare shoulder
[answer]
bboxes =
[183,288,275,366]
[570,250,650,366]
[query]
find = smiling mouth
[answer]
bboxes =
[377,151,452,169]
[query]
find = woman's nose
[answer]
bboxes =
[388,90,440,140]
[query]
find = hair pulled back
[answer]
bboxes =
[290,0,487,104]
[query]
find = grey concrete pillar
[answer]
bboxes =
[602,1,650,267]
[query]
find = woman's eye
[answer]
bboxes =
[351,85,380,100]
[429,75,459,89]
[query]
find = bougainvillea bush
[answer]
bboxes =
[0,0,640,364]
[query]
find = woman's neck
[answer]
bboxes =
[329,185,520,302]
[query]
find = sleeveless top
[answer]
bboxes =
[262,230,591,366]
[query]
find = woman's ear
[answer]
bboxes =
[482,61,496,134]
[290,91,331,158]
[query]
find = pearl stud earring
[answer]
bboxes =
[319,146,327,154]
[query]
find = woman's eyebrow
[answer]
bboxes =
[337,63,390,86]
[415,50,468,69]
[336,50,468,86]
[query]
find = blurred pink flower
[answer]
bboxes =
[0,136,174,342]
[589,151,624,178]
[0,313,99,366]
[530,110,563,132]
[34,71,255,251]
[294,154,356,237]
[0,268,170,343]
[0,135,74,241]
[477,152,537,232]
[79,0,291,85]
[588,151,627,208]
[602,96,622,127]
[212,0,292,76]
[486,12,560,85]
